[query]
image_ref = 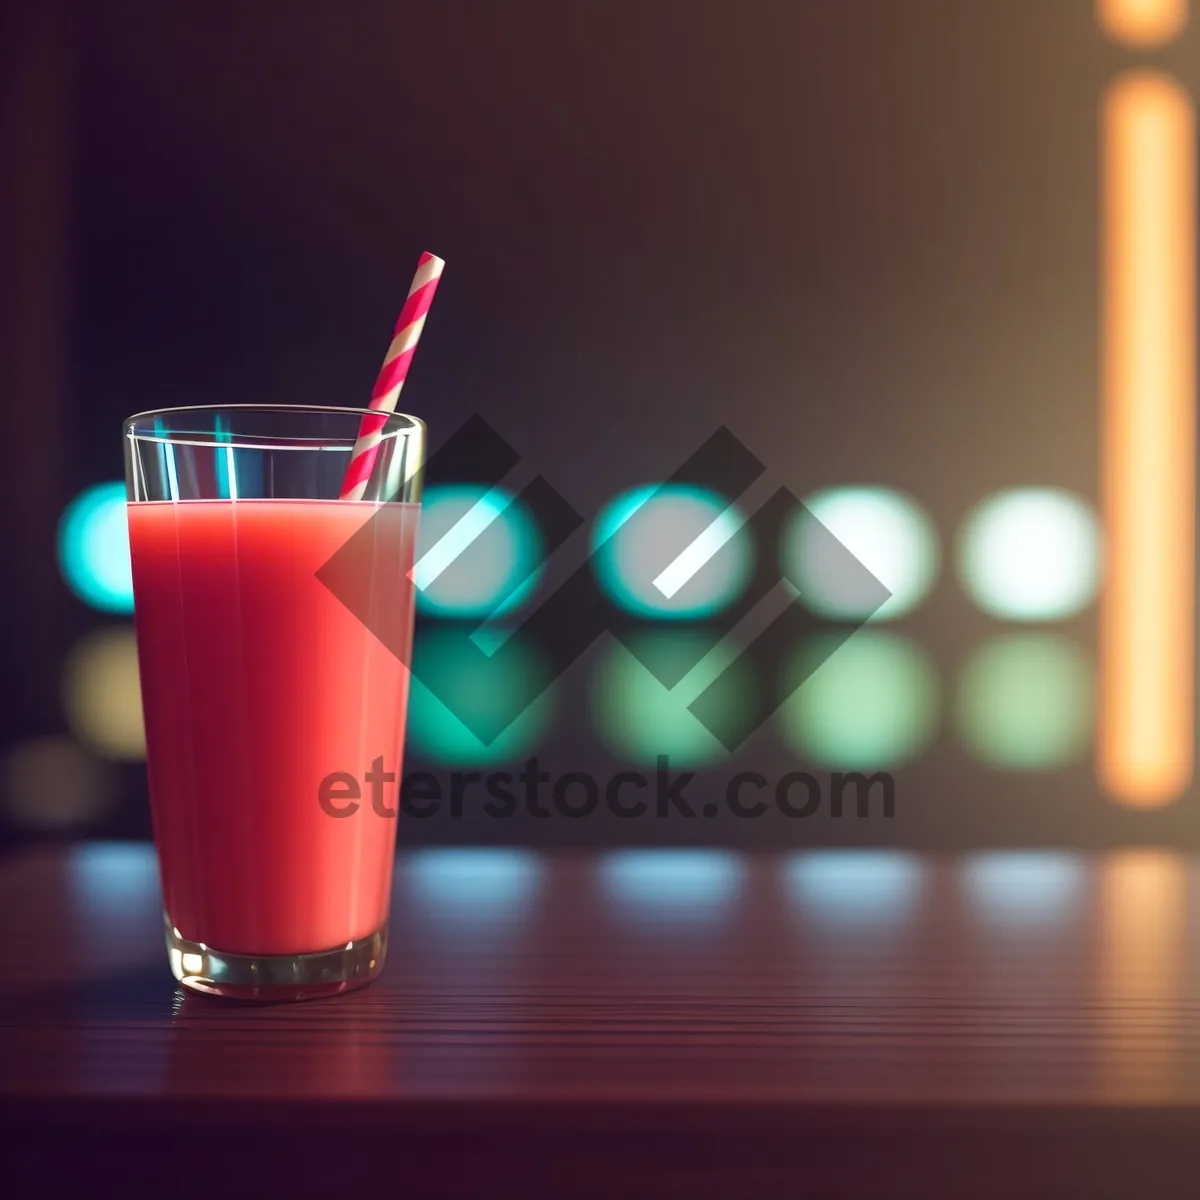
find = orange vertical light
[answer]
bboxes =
[1097,0,1190,48]
[1098,71,1196,807]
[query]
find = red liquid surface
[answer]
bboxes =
[127,499,418,955]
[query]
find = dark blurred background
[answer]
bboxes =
[1,0,1197,852]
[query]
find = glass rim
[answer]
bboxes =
[125,402,423,428]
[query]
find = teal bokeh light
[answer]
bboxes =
[592,629,755,766]
[57,482,134,613]
[405,627,552,766]
[592,484,752,619]
[780,633,938,767]
[957,634,1093,769]
[414,484,543,619]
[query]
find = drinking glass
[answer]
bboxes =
[124,405,424,1000]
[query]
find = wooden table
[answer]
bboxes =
[1,843,1197,1197]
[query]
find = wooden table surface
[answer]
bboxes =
[1,842,1198,1197]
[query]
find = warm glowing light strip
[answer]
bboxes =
[1097,0,1190,48]
[1098,71,1196,807]
[1100,853,1185,1098]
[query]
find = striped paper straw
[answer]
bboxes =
[339,251,444,501]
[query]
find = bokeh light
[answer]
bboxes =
[1,736,115,831]
[1097,0,1190,49]
[958,634,1093,769]
[405,627,552,765]
[68,843,162,928]
[405,849,542,923]
[784,486,938,621]
[785,851,924,928]
[592,629,754,766]
[957,488,1100,620]
[779,633,938,767]
[592,484,753,619]
[963,852,1085,930]
[57,482,133,613]
[413,484,543,619]
[61,625,146,760]
[599,850,743,919]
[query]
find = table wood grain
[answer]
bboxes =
[1,843,1198,1197]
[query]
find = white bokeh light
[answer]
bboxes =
[958,489,1100,620]
[784,487,939,621]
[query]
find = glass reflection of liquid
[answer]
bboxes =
[1100,851,1186,1101]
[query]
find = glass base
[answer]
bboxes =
[165,916,387,1002]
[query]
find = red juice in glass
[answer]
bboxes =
[124,406,424,1000]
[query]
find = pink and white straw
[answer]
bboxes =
[339,251,444,501]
